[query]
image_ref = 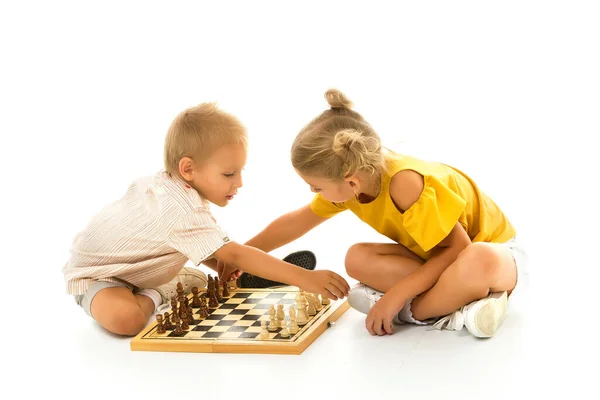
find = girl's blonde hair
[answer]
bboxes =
[164,102,247,175]
[291,89,385,180]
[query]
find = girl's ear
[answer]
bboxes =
[344,175,360,190]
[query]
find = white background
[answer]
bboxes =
[1,1,598,398]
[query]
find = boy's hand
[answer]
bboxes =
[300,270,350,300]
[365,293,405,336]
[217,260,243,282]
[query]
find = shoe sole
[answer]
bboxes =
[348,284,380,315]
[179,267,208,290]
[237,250,316,288]
[465,291,508,338]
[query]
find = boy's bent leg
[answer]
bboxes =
[410,242,517,322]
[86,283,156,337]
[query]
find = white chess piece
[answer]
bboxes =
[288,306,299,334]
[279,320,290,338]
[277,304,285,327]
[307,294,316,316]
[260,321,269,339]
[295,295,308,326]
[269,316,278,331]
[269,304,275,320]
[268,305,278,331]
[313,294,323,311]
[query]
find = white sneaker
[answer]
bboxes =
[347,283,383,314]
[431,291,508,338]
[347,283,405,324]
[463,291,508,338]
[154,267,208,304]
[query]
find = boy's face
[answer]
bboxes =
[182,143,246,207]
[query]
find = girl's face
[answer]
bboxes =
[296,171,356,203]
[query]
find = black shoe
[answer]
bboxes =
[237,250,317,288]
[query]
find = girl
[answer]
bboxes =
[233,89,527,338]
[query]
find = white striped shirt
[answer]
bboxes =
[62,171,230,295]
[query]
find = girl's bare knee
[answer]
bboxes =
[445,243,502,287]
[344,243,370,279]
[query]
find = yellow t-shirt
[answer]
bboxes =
[310,154,515,260]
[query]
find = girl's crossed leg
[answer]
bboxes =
[345,241,518,323]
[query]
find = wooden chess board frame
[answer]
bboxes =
[130,286,350,355]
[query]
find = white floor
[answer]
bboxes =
[20,231,595,400]
[3,2,599,398]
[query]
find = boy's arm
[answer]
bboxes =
[201,257,219,272]
[213,241,350,300]
[244,204,328,252]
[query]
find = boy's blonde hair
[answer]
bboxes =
[291,89,385,180]
[164,102,247,175]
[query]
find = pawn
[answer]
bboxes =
[222,281,230,298]
[180,309,189,330]
[174,319,183,335]
[313,294,323,311]
[279,320,290,338]
[208,292,219,308]
[178,299,186,318]
[171,301,180,324]
[288,306,299,334]
[163,312,173,330]
[307,295,316,316]
[192,287,201,307]
[198,303,209,319]
[185,298,193,317]
[260,321,269,339]
[170,297,178,316]
[268,317,278,332]
[156,314,166,334]
[214,279,222,303]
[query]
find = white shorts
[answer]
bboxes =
[499,236,529,298]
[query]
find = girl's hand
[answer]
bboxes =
[365,293,405,336]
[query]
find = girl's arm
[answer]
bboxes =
[389,221,470,300]
[386,170,470,300]
[244,204,328,252]
[203,204,326,275]
[213,241,350,299]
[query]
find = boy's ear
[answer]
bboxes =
[178,157,195,181]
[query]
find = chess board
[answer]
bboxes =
[130,287,349,355]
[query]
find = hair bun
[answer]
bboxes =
[325,89,353,109]
[332,129,362,156]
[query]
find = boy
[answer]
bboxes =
[63,101,350,337]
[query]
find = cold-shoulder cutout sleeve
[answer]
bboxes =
[402,175,466,252]
[309,193,348,218]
